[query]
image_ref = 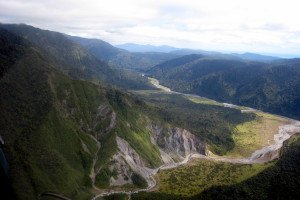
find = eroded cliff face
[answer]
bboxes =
[110,137,157,187]
[105,121,207,189]
[148,123,207,160]
[94,104,116,137]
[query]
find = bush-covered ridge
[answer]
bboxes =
[148,55,300,120]
[0,24,153,90]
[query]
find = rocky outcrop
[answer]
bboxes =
[94,104,116,137]
[149,123,207,160]
[110,153,133,186]
[94,109,207,189]
[113,137,156,186]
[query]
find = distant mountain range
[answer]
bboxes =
[115,43,179,53]
[116,43,282,62]
[69,37,179,70]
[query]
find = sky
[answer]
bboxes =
[1,0,300,56]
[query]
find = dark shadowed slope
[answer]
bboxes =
[0,24,152,90]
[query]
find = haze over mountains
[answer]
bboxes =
[115,43,179,53]
[1,23,300,200]
[115,43,282,61]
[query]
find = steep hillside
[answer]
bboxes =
[69,36,178,71]
[0,24,152,90]
[148,55,300,119]
[0,29,165,199]
[1,28,261,200]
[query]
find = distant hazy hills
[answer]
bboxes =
[71,38,281,71]
[69,37,179,70]
[116,43,281,62]
[115,43,179,53]
[148,54,300,119]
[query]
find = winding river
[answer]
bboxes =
[91,77,300,200]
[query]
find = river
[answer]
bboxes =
[91,77,300,199]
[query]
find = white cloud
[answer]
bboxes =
[0,0,300,55]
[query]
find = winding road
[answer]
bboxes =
[91,77,300,200]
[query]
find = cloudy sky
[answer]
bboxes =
[1,0,300,56]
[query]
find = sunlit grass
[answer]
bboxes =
[226,112,289,158]
[156,158,273,197]
[186,96,223,106]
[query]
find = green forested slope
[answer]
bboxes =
[133,91,255,155]
[0,28,175,199]
[0,24,152,90]
[148,55,300,119]
[0,30,96,199]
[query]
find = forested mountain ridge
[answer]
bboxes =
[115,43,178,53]
[148,55,300,120]
[69,35,179,70]
[0,24,152,90]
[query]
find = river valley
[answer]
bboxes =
[92,77,300,200]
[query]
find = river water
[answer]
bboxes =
[148,77,300,163]
[92,77,300,199]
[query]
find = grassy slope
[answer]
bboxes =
[106,89,163,168]
[227,113,288,158]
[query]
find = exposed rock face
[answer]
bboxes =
[94,104,116,137]
[149,123,207,160]
[114,137,156,186]
[108,123,207,188]
[110,153,133,186]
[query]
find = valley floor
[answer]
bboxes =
[92,77,300,200]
